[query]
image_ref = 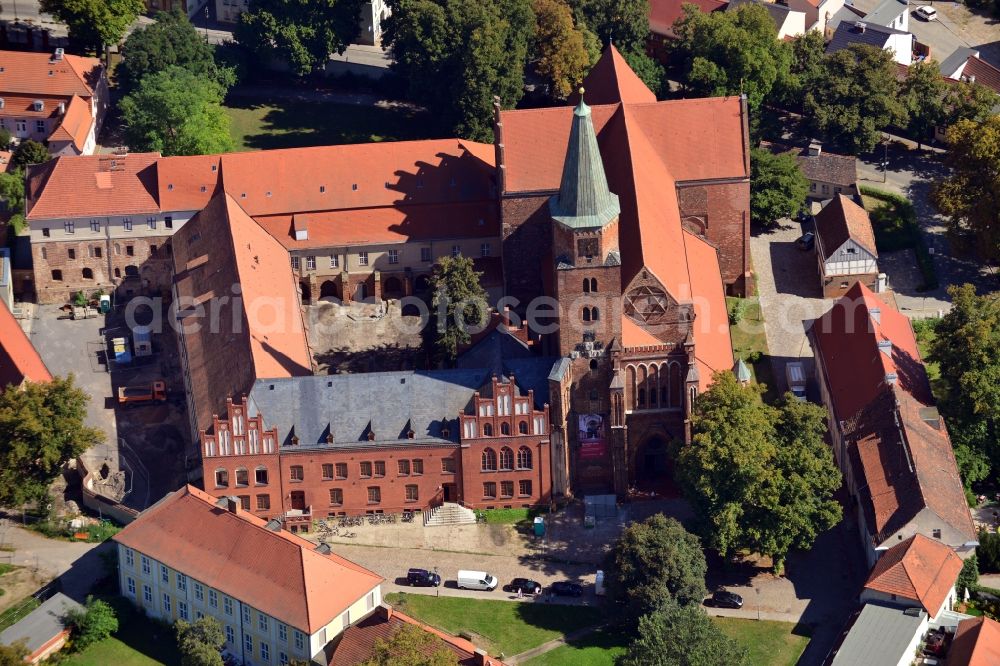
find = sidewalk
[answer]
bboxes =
[506,623,606,664]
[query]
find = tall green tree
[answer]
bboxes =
[532,0,591,100]
[604,514,708,622]
[385,0,535,141]
[671,4,791,117]
[66,597,118,651]
[360,623,457,666]
[932,117,1000,261]
[12,141,51,170]
[0,170,25,215]
[927,284,1000,480]
[750,146,808,225]
[176,616,226,666]
[429,255,489,364]
[620,47,665,98]
[902,60,947,149]
[567,0,649,52]
[120,66,236,156]
[118,10,235,94]
[0,375,103,507]
[235,0,366,77]
[675,372,842,572]
[617,601,750,666]
[40,0,145,55]
[783,29,826,105]
[804,44,907,154]
[944,80,999,127]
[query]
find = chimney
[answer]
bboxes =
[855,21,867,33]
[52,47,64,61]
[58,101,66,115]
[807,141,822,157]
[474,648,491,666]
[383,604,393,621]
[876,273,887,293]
[870,307,881,324]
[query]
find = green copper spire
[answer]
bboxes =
[549,88,620,230]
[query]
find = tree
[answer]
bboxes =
[532,0,591,100]
[804,44,907,154]
[176,616,226,666]
[0,128,11,151]
[0,641,29,666]
[385,0,535,141]
[360,623,457,666]
[783,29,825,105]
[944,80,999,127]
[429,255,488,364]
[40,0,145,55]
[617,601,750,666]
[672,4,792,117]
[235,0,366,77]
[902,60,947,148]
[927,285,1000,478]
[118,10,235,94]
[0,375,104,507]
[66,597,118,651]
[604,514,708,622]
[675,372,842,572]
[958,553,979,599]
[620,47,665,98]
[568,0,649,52]
[12,140,51,169]
[932,118,1000,261]
[750,146,808,225]
[0,170,25,215]
[120,66,236,156]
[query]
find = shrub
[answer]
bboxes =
[978,530,1000,573]
[958,554,980,598]
[727,298,747,325]
[67,597,118,651]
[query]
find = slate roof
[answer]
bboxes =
[864,534,963,615]
[113,485,382,634]
[727,0,794,29]
[760,141,858,188]
[815,194,878,259]
[864,0,910,27]
[0,592,82,658]
[949,616,1000,666]
[827,22,911,57]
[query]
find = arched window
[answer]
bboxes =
[482,447,497,471]
[235,467,248,487]
[483,423,494,437]
[582,308,591,322]
[501,422,511,436]
[517,446,532,470]
[589,278,597,292]
[638,388,646,407]
[583,279,591,293]
[518,421,528,434]
[592,307,600,321]
[82,268,94,279]
[499,447,513,470]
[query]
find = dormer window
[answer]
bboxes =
[367,431,376,441]
[0,98,5,109]
[32,100,44,112]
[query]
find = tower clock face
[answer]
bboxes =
[624,285,669,322]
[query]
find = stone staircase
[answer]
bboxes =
[424,502,477,526]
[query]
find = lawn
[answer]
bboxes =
[715,617,811,666]
[727,297,775,396]
[60,637,169,666]
[0,596,39,632]
[523,627,627,666]
[224,95,437,151]
[912,317,946,402]
[385,593,606,657]
[61,597,181,666]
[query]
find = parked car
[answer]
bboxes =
[796,231,815,251]
[505,578,542,595]
[915,6,937,20]
[457,570,498,591]
[785,362,808,402]
[796,210,813,224]
[406,568,441,587]
[706,590,744,609]
[550,581,584,597]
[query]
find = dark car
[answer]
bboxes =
[407,568,441,587]
[550,581,584,597]
[505,578,542,595]
[706,590,744,609]
[796,231,815,251]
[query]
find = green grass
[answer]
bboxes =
[0,596,40,632]
[523,627,627,666]
[727,297,775,397]
[474,507,538,525]
[385,593,606,657]
[861,186,938,291]
[912,317,946,402]
[60,637,168,666]
[0,563,15,576]
[61,597,180,666]
[715,618,811,666]
[224,96,437,151]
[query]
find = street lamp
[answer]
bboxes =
[881,137,889,183]
[755,587,761,621]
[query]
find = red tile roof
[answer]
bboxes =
[864,534,963,615]
[329,605,503,666]
[156,154,223,211]
[0,299,51,389]
[114,485,382,633]
[649,0,727,36]
[815,194,878,259]
[962,57,1000,95]
[621,315,663,347]
[570,44,656,105]
[682,231,735,391]
[950,616,1000,666]
[0,51,102,98]
[48,95,93,152]
[25,152,160,220]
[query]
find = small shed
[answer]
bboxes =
[0,592,84,664]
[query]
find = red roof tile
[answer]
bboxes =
[48,95,93,151]
[114,485,382,633]
[816,194,878,259]
[0,299,51,389]
[156,154,223,211]
[570,44,656,105]
[950,616,1000,666]
[962,57,1000,95]
[0,51,102,98]
[649,0,726,36]
[682,231,735,391]
[25,152,160,220]
[621,315,663,347]
[864,534,963,615]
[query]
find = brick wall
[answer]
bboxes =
[501,194,552,305]
[677,180,751,296]
[822,272,879,299]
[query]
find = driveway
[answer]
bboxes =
[0,521,109,602]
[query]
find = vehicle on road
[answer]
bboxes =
[706,590,744,609]
[796,231,815,251]
[407,568,441,587]
[504,578,542,595]
[550,581,584,597]
[785,362,808,402]
[457,570,498,591]
[117,380,167,406]
[915,6,937,20]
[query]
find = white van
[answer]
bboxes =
[785,362,807,401]
[457,570,498,591]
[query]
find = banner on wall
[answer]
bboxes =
[578,414,607,459]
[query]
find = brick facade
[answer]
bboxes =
[676,180,751,295]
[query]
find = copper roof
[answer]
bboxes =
[113,485,382,633]
[815,194,878,259]
[950,617,1000,666]
[863,534,963,615]
[0,299,51,389]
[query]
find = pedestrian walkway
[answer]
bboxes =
[506,623,606,664]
